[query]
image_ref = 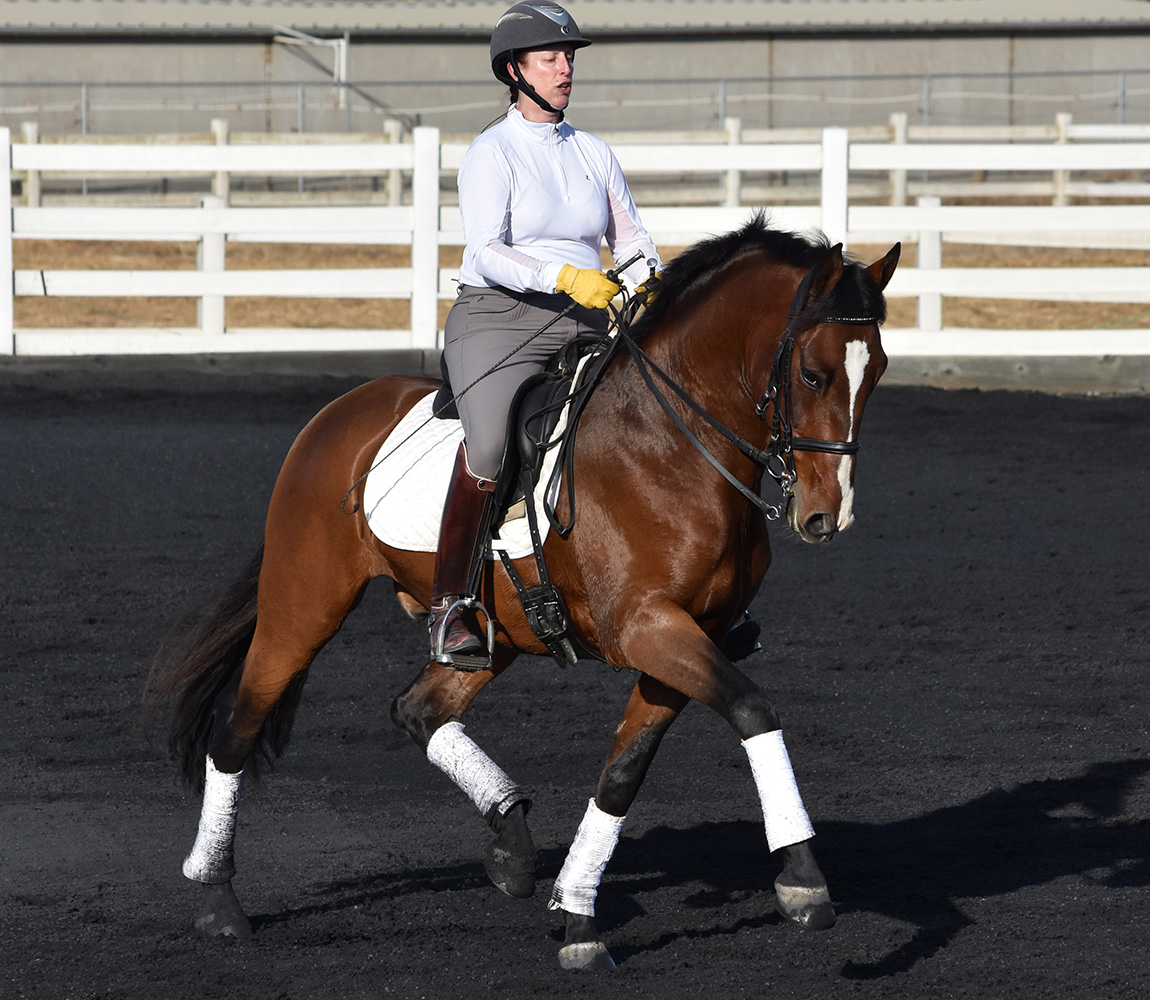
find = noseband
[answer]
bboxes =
[617,260,878,520]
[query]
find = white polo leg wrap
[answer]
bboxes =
[548,798,626,917]
[182,756,242,884]
[742,730,815,852]
[426,721,525,818]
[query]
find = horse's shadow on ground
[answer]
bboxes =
[606,758,1150,976]
[258,759,1148,978]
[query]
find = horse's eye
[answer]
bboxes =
[800,368,824,390]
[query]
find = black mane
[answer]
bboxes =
[631,211,886,340]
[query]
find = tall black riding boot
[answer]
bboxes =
[430,443,497,670]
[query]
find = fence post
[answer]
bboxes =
[1053,112,1071,207]
[80,83,89,197]
[916,195,942,333]
[383,118,404,207]
[410,126,441,349]
[1,128,14,355]
[211,119,230,203]
[889,112,908,207]
[21,121,41,208]
[197,194,226,337]
[724,116,742,207]
[820,126,849,247]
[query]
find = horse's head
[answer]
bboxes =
[763,242,900,544]
[623,219,898,545]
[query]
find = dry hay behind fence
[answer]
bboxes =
[12,240,1150,335]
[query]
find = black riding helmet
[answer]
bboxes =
[490,3,591,116]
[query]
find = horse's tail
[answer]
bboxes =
[144,544,299,792]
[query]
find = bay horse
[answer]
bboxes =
[146,215,899,971]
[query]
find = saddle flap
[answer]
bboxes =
[509,373,573,493]
[434,335,604,513]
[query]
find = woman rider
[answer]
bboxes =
[430,2,662,668]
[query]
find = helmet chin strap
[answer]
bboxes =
[510,56,565,120]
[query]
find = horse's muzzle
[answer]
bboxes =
[787,496,838,544]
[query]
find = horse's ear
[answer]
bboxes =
[867,242,901,292]
[801,243,845,307]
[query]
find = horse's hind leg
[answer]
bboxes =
[185,548,370,938]
[551,674,688,971]
[390,650,537,898]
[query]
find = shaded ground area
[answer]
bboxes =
[1,366,1147,999]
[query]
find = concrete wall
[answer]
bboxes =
[1,32,1147,136]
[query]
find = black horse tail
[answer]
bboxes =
[143,544,309,793]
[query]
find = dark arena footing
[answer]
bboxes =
[2,363,1147,998]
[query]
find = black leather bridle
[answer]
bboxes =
[754,310,879,500]
[618,264,880,521]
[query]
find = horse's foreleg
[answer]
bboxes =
[551,674,688,971]
[615,613,834,933]
[390,652,536,898]
[743,730,835,930]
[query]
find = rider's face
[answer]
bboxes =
[512,45,575,120]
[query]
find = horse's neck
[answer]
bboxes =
[631,259,794,426]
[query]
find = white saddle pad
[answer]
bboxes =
[362,385,573,559]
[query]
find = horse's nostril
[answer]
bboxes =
[804,513,837,540]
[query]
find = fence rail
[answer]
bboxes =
[3,122,1150,358]
[6,68,1150,135]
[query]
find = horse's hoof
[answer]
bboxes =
[484,800,536,898]
[194,882,252,940]
[774,881,836,931]
[722,613,762,661]
[558,941,616,971]
[485,844,536,899]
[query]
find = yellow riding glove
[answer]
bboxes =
[634,271,664,304]
[556,264,621,311]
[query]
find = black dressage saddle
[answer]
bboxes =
[432,334,604,516]
[431,335,606,667]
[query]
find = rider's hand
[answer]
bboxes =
[634,271,663,304]
[556,265,621,311]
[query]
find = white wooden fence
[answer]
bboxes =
[3,124,1149,358]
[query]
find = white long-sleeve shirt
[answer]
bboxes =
[457,107,661,293]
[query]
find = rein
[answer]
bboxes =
[601,263,879,521]
[618,335,782,517]
[340,254,643,516]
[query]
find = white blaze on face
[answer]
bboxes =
[836,339,870,531]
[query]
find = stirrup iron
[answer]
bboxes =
[431,596,497,672]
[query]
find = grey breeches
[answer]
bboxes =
[442,285,608,482]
